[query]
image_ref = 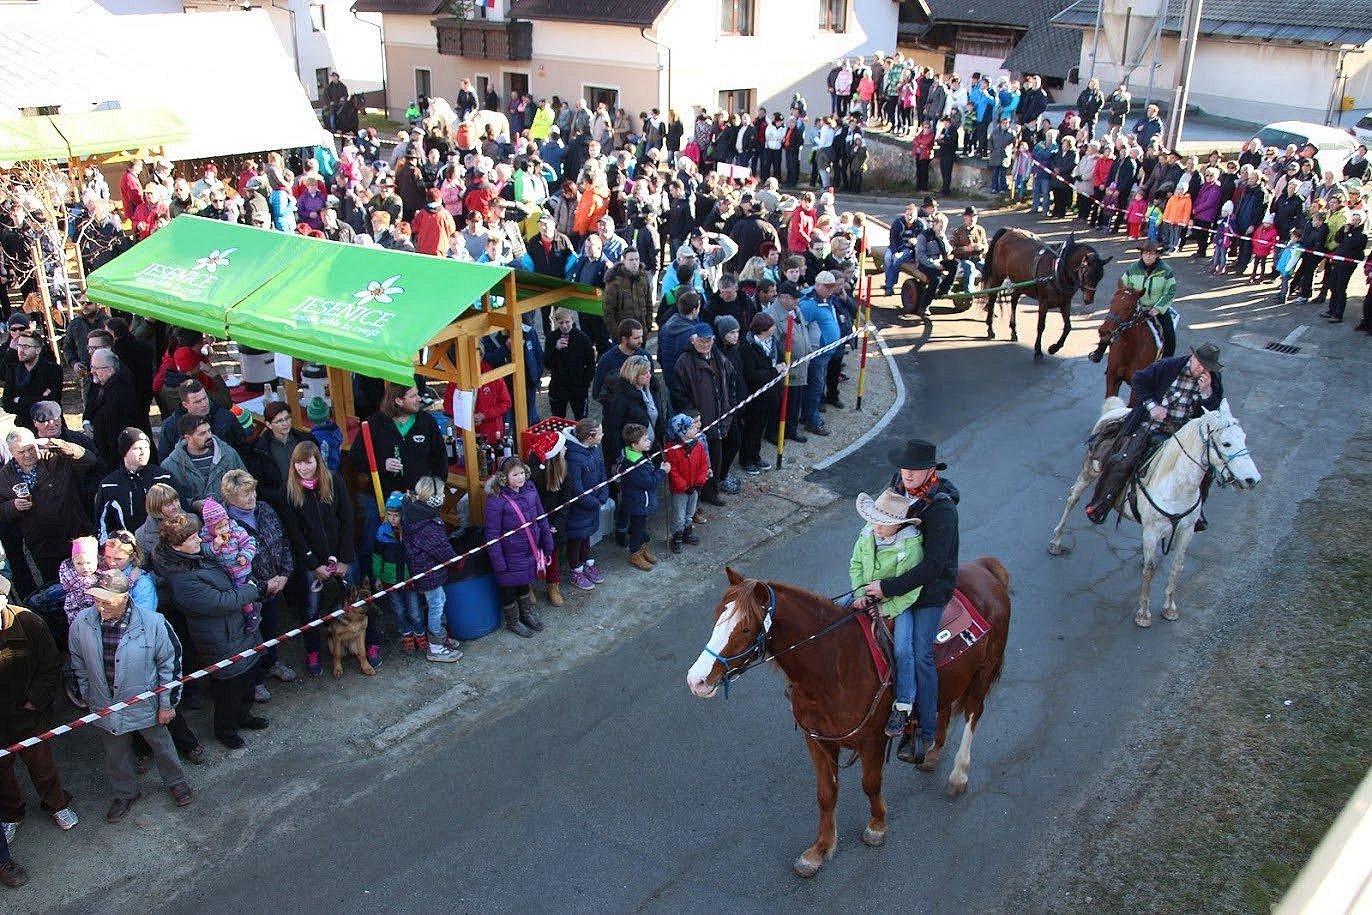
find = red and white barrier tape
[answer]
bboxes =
[1,322,871,759]
[1023,160,1370,269]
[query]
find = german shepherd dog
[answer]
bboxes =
[327,578,376,678]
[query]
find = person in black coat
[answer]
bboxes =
[108,317,156,411]
[152,512,265,748]
[1086,345,1225,525]
[1,331,62,432]
[544,308,596,419]
[872,439,960,765]
[737,314,784,472]
[600,355,670,468]
[85,350,151,467]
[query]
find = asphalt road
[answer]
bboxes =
[75,207,1368,913]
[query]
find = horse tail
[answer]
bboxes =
[985,227,1009,279]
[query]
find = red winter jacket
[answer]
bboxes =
[665,439,710,494]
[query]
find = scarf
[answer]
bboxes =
[904,470,940,503]
[227,503,258,531]
[300,477,318,490]
[639,385,659,431]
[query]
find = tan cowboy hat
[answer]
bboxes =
[856,490,915,526]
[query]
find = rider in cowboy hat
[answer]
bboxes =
[1117,238,1178,359]
[1085,342,1225,528]
[863,439,960,766]
[850,489,924,744]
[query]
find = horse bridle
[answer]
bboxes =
[1074,254,1099,300]
[1180,418,1252,488]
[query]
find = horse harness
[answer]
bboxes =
[1122,417,1252,554]
[1028,242,1094,300]
[702,583,893,743]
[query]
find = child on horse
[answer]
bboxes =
[849,490,923,740]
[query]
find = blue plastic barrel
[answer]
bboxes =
[443,573,501,640]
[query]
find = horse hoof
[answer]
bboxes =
[793,855,823,879]
[1048,344,1063,355]
[1047,541,1068,556]
[1134,610,1152,628]
[1010,333,1019,342]
[862,825,887,847]
[1033,351,1045,363]
[1162,607,1180,621]
[987,330,996,340]
[946,777,968,797]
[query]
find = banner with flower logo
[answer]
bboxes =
[89,216,511,383]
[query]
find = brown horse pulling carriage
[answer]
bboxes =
[686,561,1012,878]
[982,227,1112,361]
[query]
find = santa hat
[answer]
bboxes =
[525,430,565,464]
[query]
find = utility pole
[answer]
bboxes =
[1166,0,1203,149]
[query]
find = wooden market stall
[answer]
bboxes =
[84,215,600,520]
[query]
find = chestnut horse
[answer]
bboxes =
[1087,283,1159,398]
[686,560,1012,878]
[983,227,1111,361]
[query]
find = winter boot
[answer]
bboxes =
[670,532,683,553]
[503,602,533,638]
[517,591,545,632]
[546,581,564,607]
[683,524,700,545]
[641,540,658,564]
[628,547,655,571]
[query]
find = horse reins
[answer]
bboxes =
[702,584,893,742]
[1126,418,1250,553]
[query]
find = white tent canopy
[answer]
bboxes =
[0,0,323,162]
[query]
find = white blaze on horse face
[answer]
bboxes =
[687,601,739,697]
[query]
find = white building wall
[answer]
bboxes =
[1080,33,1369,126]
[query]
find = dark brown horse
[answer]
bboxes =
[686,560,1012,878]
[982,227,1111,361]
[1087,282,1160,399]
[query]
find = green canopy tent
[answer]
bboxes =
[86,215,541,519]
[0,107,190,166]
[87,216,512,384]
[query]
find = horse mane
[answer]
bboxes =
[729,578,848,629]
[1146,412,1209,481]
[985,226,1009,276]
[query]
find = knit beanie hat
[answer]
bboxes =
[669,413,696,442]
[385,491,405,512]
[307,396,331,423]
[231,405,253,431]
[117,427,150,460]
[713,314,740,339]
[201,498,228,527]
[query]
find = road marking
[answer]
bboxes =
[1281,325,1308,346]
[814,328,906,471]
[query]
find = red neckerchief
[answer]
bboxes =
[904,470,939,503]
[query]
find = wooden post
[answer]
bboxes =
[32,242,60,363]
[506,272,529,438]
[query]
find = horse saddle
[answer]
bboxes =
[858,590,993,680]
[1143,314,1164,355]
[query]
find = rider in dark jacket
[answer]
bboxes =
[870,439,959,768]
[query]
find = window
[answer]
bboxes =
[718,88,755,117]
[415,68,432,103]
[720,0,754,35]
[818,0,846,32]
[315,68,330,99]
[308,2,325,31]
[584,84,620,112]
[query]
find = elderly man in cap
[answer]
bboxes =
[30,400,105,508]
[1086,342,1225,527]
[671,322,737,505]
[863,439,961,768]
[68,569,193,822]
[948,206,988,292]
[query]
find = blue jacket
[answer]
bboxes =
[1120,355,1224,437]
[656,312,698,379]
[562,434,609,539]
[799,293,841,347]
[615,450,666,517]
[310,420,344,473]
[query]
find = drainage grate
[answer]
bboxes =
[1265,341,1303,355]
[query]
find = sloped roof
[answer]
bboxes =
[925,0,1046,29]
[1052,0,1372,47]
[1003,3,1083,78]
[505,0,671,28]
[348,0,443,13]
[0,3,324,161]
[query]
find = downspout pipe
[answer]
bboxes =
[640,26,670,114]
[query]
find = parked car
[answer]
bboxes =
[1352,110,1372,148]
[1256,121,1355,176]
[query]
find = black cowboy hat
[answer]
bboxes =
[889,439,946,471]
[1190,342,1223,373]
[1137,239,1161,253]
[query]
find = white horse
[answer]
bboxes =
[1048,397,1261,627]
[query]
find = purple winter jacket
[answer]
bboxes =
[484,481,554,588]
[1192,181,1224,223]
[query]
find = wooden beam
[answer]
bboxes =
[507,272,529,441]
